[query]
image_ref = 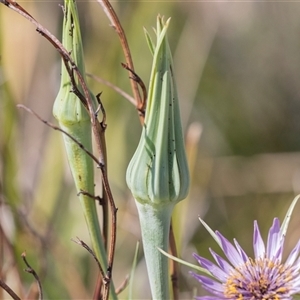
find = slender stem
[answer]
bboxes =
[87,73,136,106]
[21,252,43,300]
[0,280,21,300]
[72,238,105,279]
[93,274,103,300]
[95,94,109,252]
[136,202,174,300]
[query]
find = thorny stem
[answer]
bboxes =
[97,0,146,121]
[21,252,43,300]
[0,1,118,298]
[97,164,118,300]
[96,93,109,251]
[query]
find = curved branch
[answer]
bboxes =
[96,0,146,122]
[21,252,43,300]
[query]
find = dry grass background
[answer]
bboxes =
[1,2,300,299]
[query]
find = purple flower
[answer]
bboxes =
[191,218,300,299]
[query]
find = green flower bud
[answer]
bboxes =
[52,3,117,299]
[53,0,98,240]
[126,16,189,207]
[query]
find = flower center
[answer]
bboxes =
[224,257,293,299]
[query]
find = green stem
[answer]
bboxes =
[60,122,117,300]
[136,201,174,300]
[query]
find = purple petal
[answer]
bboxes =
[286,239,300,266]
[200,283,226,298]
[193,253,205,265]
[266,218,281,259]
[274,239,284,262]
[233,238,249,262]
[216,231,244,267]
[290,257,300,273]
[190,272,224,295]
[195,297,226,300]
[209,248,233,275]
[253,220,265,259]
[196,255,228,282]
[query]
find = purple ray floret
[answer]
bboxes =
[191,217,300,299]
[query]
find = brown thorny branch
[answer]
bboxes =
[0,1,116,299]
[96,0,146,122]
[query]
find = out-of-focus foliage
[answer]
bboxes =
[1,2,300,299]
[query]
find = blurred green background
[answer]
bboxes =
[1,2,300,299]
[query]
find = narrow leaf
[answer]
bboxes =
[198,217,222,249]
[158,248,211,276]
[280,194,300,238]
[144,28,155,55]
